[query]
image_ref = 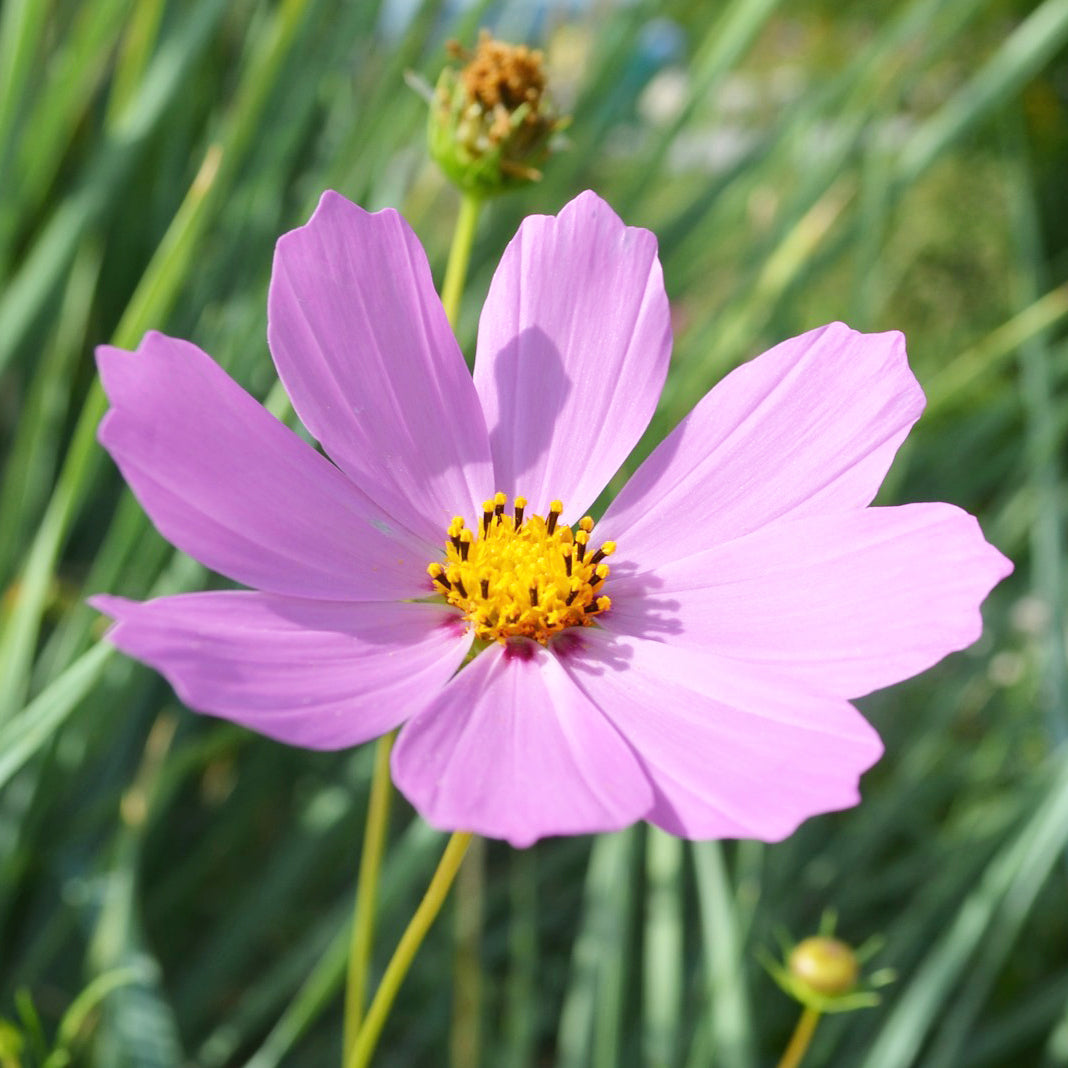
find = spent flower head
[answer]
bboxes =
[92,190,1011,848]
[428,30,567,195]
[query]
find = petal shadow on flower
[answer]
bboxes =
[552,565,681,676]
[484,324,571,487]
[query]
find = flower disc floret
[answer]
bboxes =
[427,493,614,644]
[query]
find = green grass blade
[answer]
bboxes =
[557,830,636,1068]
[691,842,755,1068]
[0,643,111,792]
[644,827,684,1067]
[859,752,1068,1068]
[898,0,1068,181]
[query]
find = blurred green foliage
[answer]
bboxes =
[0,0,1066,1065]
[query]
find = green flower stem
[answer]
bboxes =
[347,831,474,1068]
[343,730,397,1059]
[439,191,483,329]
[777,1006,821,1068]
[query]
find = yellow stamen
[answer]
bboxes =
[429,493,615,644]
[589,540,616,567]
[574,529,589,562]
[546,500,563,536]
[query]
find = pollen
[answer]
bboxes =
[427,493,615,644]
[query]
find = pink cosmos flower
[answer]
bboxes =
[92,190,1011,847]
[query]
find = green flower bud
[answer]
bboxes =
[788,936,859,996]
[761,924,890,1015]
[428,30,567,197]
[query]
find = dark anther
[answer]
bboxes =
[480,578,489,599]
[459,540,470,562]
[453,576,468,598]
[514,502,525,527]
[575,540,586,563]
[589,546,607,566]
[547,510,560,536]
[530,586,539,607]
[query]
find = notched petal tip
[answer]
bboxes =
[601,319,930,559]
[475,188,671,519]
[819,319,924,413]
[267,184,491,538]
[557,188,662,258]
[982,535,1015,584]
[275,189,406,254]
[560,629,888,842]
[87,593,131,631]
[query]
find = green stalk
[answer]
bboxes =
[777,1007,821,1068]
[440,191,483,329]
[347,831,474,1068]
[343,731,397,1058]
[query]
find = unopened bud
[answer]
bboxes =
[788,936,859,996]
[428,30,567,196]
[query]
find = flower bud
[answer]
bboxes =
[428,30,567,196]
[788,936,859,996]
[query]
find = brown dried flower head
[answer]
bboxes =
[429,30,567,196]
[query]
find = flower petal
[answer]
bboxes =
[97,333,431,600]
[268,191,492,541]
[92,593,471,749]
[391,640,653,847]
[558,629,882,840]
[473,191,671,521]
[607,504,1012,699]
[600,323,925,561]
[98,333,431,602]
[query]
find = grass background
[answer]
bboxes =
[1,0,1066,1064]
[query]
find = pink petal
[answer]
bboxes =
[91,593,471,749]
[600,323,925,561]
[97,333,431,601]
[391,640,653,847]
[268,191,492,542]
[473,191,671,521]
[607,504,1012,699]
[558,629,883,840]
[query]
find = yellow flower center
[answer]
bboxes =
[427,492,615,645]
